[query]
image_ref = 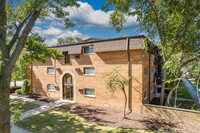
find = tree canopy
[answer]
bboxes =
[103,0,200,105]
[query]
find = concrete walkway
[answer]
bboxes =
[182,78,200,109]
[10,96,70,133]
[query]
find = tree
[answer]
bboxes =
[57,37,82,45]
[103,66,129,119]
[12,33,63,85]
[0,0,79,132]
[103,0,199,105]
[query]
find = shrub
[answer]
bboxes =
[15,89,22,94]
[21,79,31,95]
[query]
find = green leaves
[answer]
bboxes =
[103,66,129,93]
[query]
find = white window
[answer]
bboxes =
[84,67,95,75]
[47,67,55,74]
[84,46,94,54]
[144,66,148,77]
[47,84,55,91]
[84,88,95,97]
[144,89,147,100]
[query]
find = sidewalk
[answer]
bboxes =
[10,96,70,133]
[182,78,200,109]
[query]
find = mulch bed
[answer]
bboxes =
[10,93,57,103]
[59,103,200,133]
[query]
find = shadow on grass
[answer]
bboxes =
[10,99,39,114]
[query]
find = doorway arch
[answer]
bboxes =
[60,70,76,101]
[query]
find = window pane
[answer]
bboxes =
[47,67,55,74]
[64,52,70,64]
[84,67,95,75]
[90,89,95,95]
[84,46,94,54]
[84,88,95,96]
[48,84,55,91]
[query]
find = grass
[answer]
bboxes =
[16,109,156,133]
[10,99,40,114]
[187,78,200,93]
[170,99,198,111]
[151,98,198,111]
[172,81,192,99]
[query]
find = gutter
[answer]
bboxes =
[126,37,130,112]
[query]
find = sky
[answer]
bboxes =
[33,0,142,46]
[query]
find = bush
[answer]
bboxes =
[21,79,30,95]
[15,89,22,94]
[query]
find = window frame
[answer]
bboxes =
[83,46,94,54]
[144,89,147,100]
[64,52,70,64]
[144,66,148,77]
[47,67,55,74]
[47,84,55,91]
[84,88,95,97]
[151,67,153,75]
[151,85,154,93]
[84,67,95,76]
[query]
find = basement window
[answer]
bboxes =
[84,88,95,97]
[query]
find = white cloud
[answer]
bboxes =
[36,1,137,30]
[32,26,89,46]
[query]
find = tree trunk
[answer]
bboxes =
[14,80,16,87]
[122,87,127,119]
[160,68,167,105]
[0,72,11,133]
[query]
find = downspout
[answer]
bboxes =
[30,62,33,95]
[126,37,130,112]
[149,53,151,102]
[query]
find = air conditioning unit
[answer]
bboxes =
[56,68,61,71]
[78,88,83,94]
[75,68,80,72]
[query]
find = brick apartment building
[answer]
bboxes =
[28,35,161,113]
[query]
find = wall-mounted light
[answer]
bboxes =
[78,88,83,94]
[141,54,145,57]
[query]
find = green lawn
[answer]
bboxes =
[16,109,156,133]
[10,99,40,114]
[172,81,192,99]
[170,99,198,111]
[187,78,200,93]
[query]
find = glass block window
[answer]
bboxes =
[144,66,148,77]
[84,67,95,75]
[84,46,94,54]
[47,67,55,74]
[84,88,95,97]
[47,84,55,91]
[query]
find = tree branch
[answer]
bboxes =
[147,0,164,48]
[9,10,41,69]
[180,55,200,68]
[8,12,33,52]
[0,0,7,50]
